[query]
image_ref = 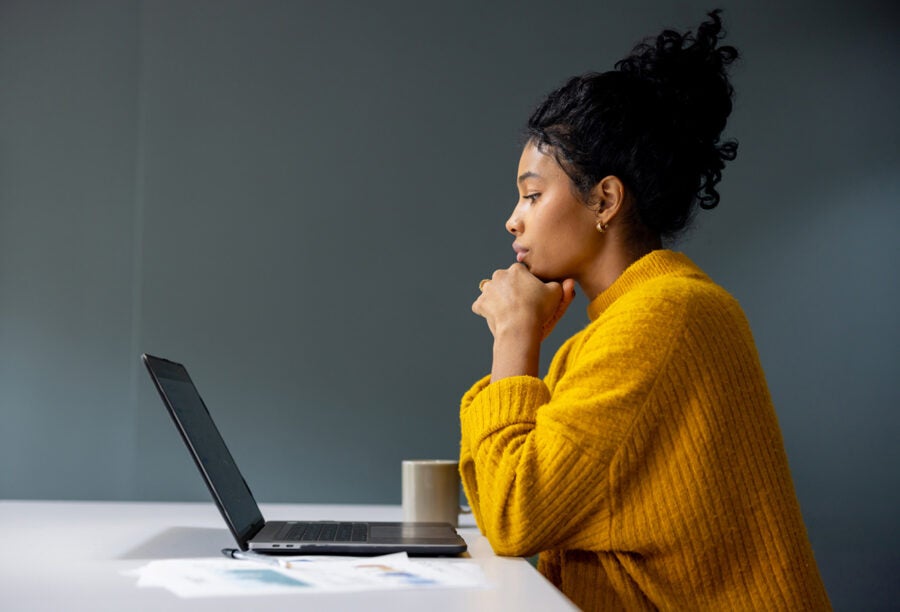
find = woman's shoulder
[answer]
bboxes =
[646,264,735,305]
[624,252,737,307]
[586,250,723,318]
[596,253,745,334]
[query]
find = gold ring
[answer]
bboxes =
[479,279,490,292]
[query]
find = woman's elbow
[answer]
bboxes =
[484,523,543,557]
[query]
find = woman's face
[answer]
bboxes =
[506,142,601,282]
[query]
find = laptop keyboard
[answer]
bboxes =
[280,522,369,542]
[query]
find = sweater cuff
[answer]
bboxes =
[460,374,492,412]
[461,375,551,446]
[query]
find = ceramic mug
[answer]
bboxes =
[401,459,470,528]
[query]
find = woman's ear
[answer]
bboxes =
[591,175,627,226]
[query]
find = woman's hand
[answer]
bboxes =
[472,264,576,380]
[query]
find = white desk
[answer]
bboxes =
[0,500,576,611]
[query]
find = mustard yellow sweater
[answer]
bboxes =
[460,250,830,611]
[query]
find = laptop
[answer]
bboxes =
[142,353,467,556]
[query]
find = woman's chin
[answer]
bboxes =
[531,268,557,282]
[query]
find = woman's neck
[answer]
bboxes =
[579,234,662,301]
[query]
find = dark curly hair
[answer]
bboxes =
[526,9,739,241]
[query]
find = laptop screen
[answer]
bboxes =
[143,354,265,548]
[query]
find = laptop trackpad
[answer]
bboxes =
[370,524,456,542]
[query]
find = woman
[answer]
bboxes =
[462,11,830,611]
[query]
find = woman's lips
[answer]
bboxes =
[513,244,529,262]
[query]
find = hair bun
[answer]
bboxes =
[616,10,737,140]
[615,9,739,209]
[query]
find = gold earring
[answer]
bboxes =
[596,221,607,233]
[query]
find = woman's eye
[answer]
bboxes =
[524,193,540,204]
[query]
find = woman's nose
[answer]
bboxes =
[506,207,522,235]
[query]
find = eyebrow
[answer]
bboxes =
[517,171,541,184]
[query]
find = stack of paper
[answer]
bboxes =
[124,553,488,598]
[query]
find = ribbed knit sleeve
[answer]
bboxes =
[459,291,684,557]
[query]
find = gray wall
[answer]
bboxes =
[1,0,897,608]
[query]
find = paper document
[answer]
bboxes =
[124,552,488,598]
